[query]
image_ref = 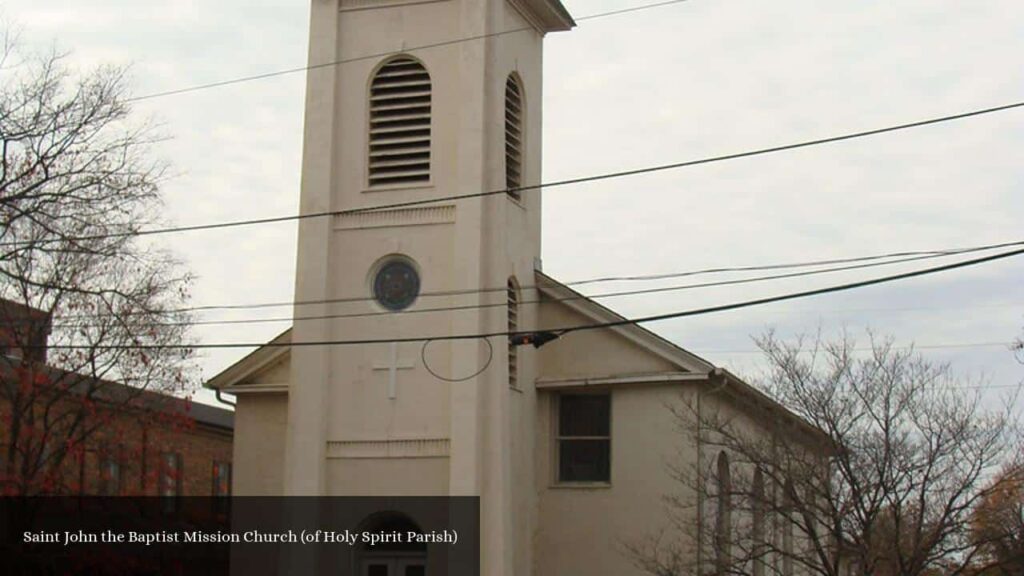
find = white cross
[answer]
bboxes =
[371,342,416,399]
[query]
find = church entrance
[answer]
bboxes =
[356,512,427,576]
[360,558,426,576]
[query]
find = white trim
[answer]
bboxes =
[535,271,716,373]
[326,438,450,459]
[339,0,449,14]
[537,371,708,389]
[205,329,291,390]
[223,383,289,395]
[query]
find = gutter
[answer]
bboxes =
[214,388,236,408]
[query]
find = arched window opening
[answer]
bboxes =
[782,480,795,576]
[507,278,519,389]
[752,469,766,576]
[715,451,732,575]
[369,56,432,187]
[504,74,524,198]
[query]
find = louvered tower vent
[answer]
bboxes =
[505,75,524,198]
[507,278,519,389]
[369,57,432,186]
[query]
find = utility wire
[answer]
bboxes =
[554,247,1024,338]
[126,0,692,103]
[4,100,1022,250]
[47,238,1024,321]
[698,342,1015,354]
[34,244,1024,350]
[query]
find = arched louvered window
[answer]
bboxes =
[368,56,432,186]
[507,278,519,388]
[715,451,732,575]
[504,75,524,199]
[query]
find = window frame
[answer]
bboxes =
[98,446,123,496]
[504,73,525,202]
[553,392,612,486]
[159,452,183,498]
[507,277,520,390]
[714,451,732,575]
[212,460,232,497]
[366,55,433,190]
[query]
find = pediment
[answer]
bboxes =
[533,272,715,385]
[205,329,291,393]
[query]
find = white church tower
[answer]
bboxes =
[285,0,574,574]
[209,2,829,574]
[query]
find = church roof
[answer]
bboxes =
[533,270,717,376]
[510,0,576,34]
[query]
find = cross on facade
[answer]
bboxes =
[371,342,416,399]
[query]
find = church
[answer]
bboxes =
[206,1,825,574]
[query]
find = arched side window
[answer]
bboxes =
[507,277,519,389]
[782,479,795,576]
[715,451,732,575]
[504,74,524,199]
[752,469,766,576]
[368,56,432,187]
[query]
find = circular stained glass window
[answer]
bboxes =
[373,259,420,311]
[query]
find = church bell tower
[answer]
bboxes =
[284,0,574,574]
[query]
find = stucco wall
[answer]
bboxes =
[232,393,287,496]
[535,382,701,576]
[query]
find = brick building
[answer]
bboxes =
[0,298,233,496]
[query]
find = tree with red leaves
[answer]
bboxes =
[0,28,196,495]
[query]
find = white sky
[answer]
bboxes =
[3,0,1022,408]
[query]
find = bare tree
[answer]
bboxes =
[628,331,1018,576]
[0,31,195,495]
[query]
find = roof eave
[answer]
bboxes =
[510,0,576,34]
[204,328,292,390]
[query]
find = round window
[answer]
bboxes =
[373,259,420,311]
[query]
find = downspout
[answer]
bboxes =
[214,389,236,408]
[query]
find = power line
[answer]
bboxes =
[47,238,1024,322]
[697,342,1014,354]
[35,244,1024,350]
[126,0,692,103]
[4,100,1022,250]
[554,246,1024,339]
[53,246,974,328]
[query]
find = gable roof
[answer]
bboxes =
[533,270,716,376]
[205,328,291,391]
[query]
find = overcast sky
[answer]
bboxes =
[4,0,1022,408]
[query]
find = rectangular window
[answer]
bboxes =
[557,394,611,483]
[212,461,231,497]
[160,452,182,497]
[99,452,122,496]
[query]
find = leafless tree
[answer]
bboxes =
[627,331,1019,576]
[0,31,195,495]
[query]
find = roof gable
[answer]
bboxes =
[205,329,291,392]
[533,271,715,383]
